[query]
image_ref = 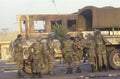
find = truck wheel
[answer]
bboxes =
[108,49,120,69]
[22,59,49,74]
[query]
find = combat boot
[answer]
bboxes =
[17,71,24,78]
[66,68,69,74]
[105,66,108,71]
[69,68,73,74]
[91,65,95,72]
[75,67,81,73]
[98,67,102,72]
[48,71,55,75]
[38,72,42,78]
[31,73,35,78]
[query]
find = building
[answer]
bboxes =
[17,14,78,39]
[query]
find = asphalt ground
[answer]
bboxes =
[0,60,120,79]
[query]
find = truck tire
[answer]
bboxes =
[108,49,120,70]
[22,59,49,74]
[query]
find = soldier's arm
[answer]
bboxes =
[73,43,77,50]
[27,43,35,61]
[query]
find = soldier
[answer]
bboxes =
[87,33,97,72]
[43,33,55,75]
[62,34,74,74]
[78,33,84,41]
[77,33,87,63]
[28,36,43,78]
[94,29,108,71]
[73,35,83,73]
[13,34,24,78]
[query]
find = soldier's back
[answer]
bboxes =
[63,39,73,51]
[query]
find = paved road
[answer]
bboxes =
[0,60,120,79]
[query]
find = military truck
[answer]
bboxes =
[76,6,120,70]
[17,6,120,73]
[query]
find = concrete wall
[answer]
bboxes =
[0,41,11,60]
[0,32,17,60]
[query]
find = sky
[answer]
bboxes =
[0,0,120,32]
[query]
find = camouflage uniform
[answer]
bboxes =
[87,34,97,72]
[77,33,87,62]
[62,35,74,74]
[94,29,108,71]
[14,34,24,78]
[73,36,83,73]
[29,36,43,78]
[43,35,55,75]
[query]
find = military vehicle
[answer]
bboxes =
[76,6,120,70]
[17,6,120,73]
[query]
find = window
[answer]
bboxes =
[51,20,62,31]
[67,20,76,31]
[51,20,62,26]
[34,20,45,32]
[21,21,26,33]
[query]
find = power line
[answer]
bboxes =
[51,0,59,14]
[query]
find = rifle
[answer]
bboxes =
[47,42,55,56]
[30,59,34,74]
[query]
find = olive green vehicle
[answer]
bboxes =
[17,7,120,73]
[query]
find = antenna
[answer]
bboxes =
[51,0,59,13]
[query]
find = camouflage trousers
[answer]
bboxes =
[44,50,55,73]
[96,46,107,69]
[64,51,73,68]
[88,57,96,67]
[88,49,97,67]
[16,57,23,72]
[97,53,107,68]
[32,59,42,73]
[73,51,83,68]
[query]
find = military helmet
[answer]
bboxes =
[86,33,92,39]
[94,29,101,35]
[77,32,83,40]
[65,34,71,39]
[17,34,22,38]
[74,35,79,41]
[78,33,83,36]
[36,36,42,42]
[75,35,79,38]
[48,32,55,39]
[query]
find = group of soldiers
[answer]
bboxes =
[62,29,108,74]
[28,34,55,78]
[13,29,108,78]
[13,34,55,78]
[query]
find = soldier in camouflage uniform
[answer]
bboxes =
[87,33,97,72]
[29,36,43,78]
[73,35,83,73]
[43,33,55,75]
[62,35,74,74]
[14,34,24,78]
[94,29,108,71]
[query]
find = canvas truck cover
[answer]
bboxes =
[92,7,120,28]
[78,6,120,29]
